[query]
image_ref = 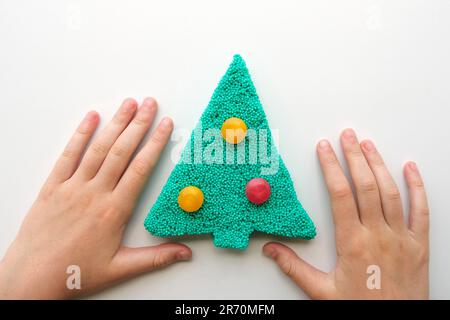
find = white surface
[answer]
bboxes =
[0,0,449,299]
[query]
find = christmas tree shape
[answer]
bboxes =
[144,55,316,249]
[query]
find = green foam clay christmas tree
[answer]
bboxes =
[144,55,316,249]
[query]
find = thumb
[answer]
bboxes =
[263,242,330,299]
[110,243,192,281]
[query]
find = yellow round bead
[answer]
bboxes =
[221,117,247,144]
[178,186,204,213]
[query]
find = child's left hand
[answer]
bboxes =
[0,97,192,299]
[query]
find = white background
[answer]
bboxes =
[0,0,449,299]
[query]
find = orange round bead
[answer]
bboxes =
[178,186,204,213]
[221,117,247,144]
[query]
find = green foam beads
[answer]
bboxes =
[144,55,316,249]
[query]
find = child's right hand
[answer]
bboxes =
[263,129,430,299]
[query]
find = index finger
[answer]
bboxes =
[113,117,174,210]
[317,139,361,232]
[404,161,429,239]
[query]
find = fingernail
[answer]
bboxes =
[79,111,98,131]
[318,139,330,150]
[408,162,418,172]
[343,128,356,140]
[85,111,97,121]
[141,98,156,113]
[263,246,277,259]
[122,99,137,113]
[177,251,191,261]
[161,117,173,128]
[362,140,374,152]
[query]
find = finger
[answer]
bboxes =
[360,140,405,230]
[109,243,191,281]
[114,117,173,206]
[404,162,429,237]
[317,140,360,233]
[96,98,157,188]
[263,242,330,299]
[76,98,137,180]
[340,129,383,227]
[47,111,99,185]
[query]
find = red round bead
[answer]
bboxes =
[246,178,271,205]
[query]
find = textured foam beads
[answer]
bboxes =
[144,55,316,249]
